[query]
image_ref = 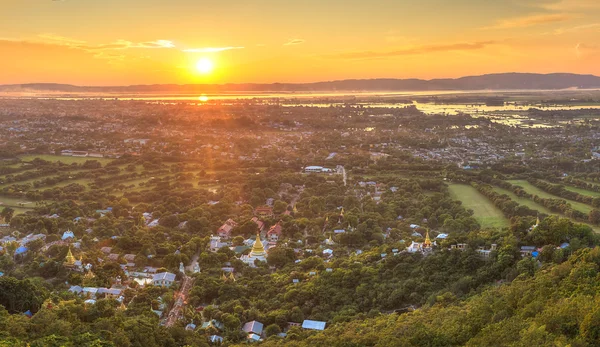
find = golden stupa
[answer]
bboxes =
[250,233,266,256]
[423,230,432,248]
[64,247,76,267]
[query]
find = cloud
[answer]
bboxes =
[1,35,176,65]
[182,46,244,53]
[539,0,600,11]
[31,35,175,51]
[575,42,599,58]
[284,39,305,46]
[90,39,175,50]
[553,22,600,34]
[38,33,86,44]
[483,13,570,30]
[323,41,497,60]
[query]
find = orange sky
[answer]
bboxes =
[1,0,599,85]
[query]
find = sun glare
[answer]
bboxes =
[196,58,214,74]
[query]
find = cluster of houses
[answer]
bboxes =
[191,318,327,344]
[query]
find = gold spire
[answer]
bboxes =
[424,230,432,248]
[65,247,76,265]
[229,272,236,282]
[536,216,540,226]
[119,302,127,311]
[84,270,95,279]
[340,208,344,216]
[221,273,228,281]
[251,233,266,255]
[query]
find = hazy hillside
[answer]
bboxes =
[2,73,600,93]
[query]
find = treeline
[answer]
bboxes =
[560,176,600,194]
[473,183,538,219]
[529,178,600,207]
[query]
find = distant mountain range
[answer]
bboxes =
[2,73,600,93]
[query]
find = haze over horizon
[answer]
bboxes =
[2,0,600,86]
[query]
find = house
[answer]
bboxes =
[520,246,536,257]
[153,272,176,287]
[209,236,229,252]
[202,320,225,331]
[68,285,83,294]
[304,166,324,173]
[255,206,274,218]
[302,320,326,331]
[242,320,264,336]
[450,243,467,251]
[98,288,122,299]
[124,254,136,262]
[217,219,238,239]
[267,221,283,242]
[62,231,75,240]
[100,247,112,254]
[82,287,99,298]
[248,334,261,342]
[208,335,224,344]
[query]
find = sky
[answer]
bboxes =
[0,0,599,85]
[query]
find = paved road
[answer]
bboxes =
[164,275,194,327]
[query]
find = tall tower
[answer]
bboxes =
[423,230,432,248]
[64,247,76,268]
[250,233,266,257]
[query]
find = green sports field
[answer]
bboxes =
[448,184,509,229]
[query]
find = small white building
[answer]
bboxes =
[304,166,324,173]
[153,272,176,287]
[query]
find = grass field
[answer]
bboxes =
[560,185,600,198]
[448,184,509,229]
[18,154,113,165]
[508,180,594,214]
[0,195,39,215]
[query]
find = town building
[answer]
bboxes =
[153,272,176,287]
[255,206,274,218]
[267,221,283,242]
[217,219,238,239]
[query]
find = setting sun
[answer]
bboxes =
[195,58,214,74]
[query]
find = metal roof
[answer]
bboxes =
[302,320,326,330]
